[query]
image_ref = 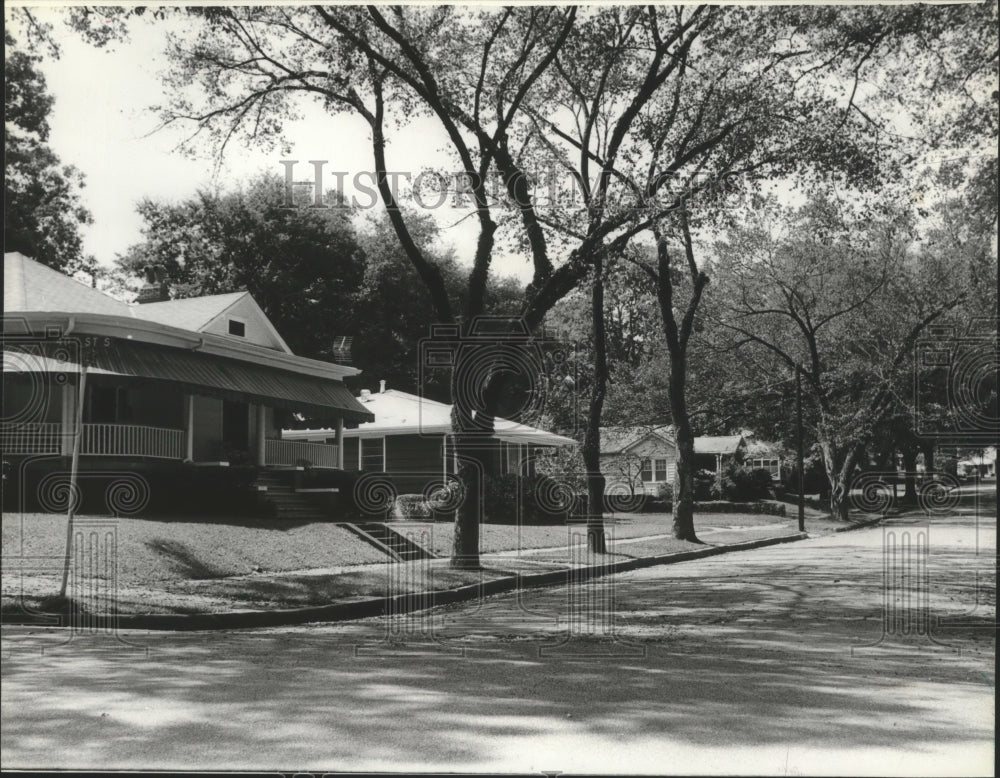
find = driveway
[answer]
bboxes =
[1,510,994,775]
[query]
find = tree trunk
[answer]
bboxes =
[451,432,482,570]
[582,257,608,553]
[921,440,935,475]
[450,356,488,569]
[669,354,699,543]
[583,449,607,553]
[821,438,858,522]
[902,448,918,503]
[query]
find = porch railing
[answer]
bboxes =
[1,422,184,460]
[82,424,185,460]
[0,422,63,454]
[265,438,339,469]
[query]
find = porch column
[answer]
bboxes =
[60,381,74,456]
[256,404,267,467]
[184,394,194,462]
[335,416,344,469]
[716,454,723,476]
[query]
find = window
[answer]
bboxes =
[640,458,653,482]
[228,319,246,337]
[360,437,384,471]
[88,385,130,423]
[752,458,781,477]
[507,443,522,475]
[654,458,668,482]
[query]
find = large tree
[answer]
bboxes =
[117,177,518,397]
[69,2,997,561]
[117,176,367,363]
[710,194,978,520]
[4,30,93,272]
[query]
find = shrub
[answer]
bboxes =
[392,494,432,520]
[783,454,829,496]
[483,473,580,524]
[656,481,674,501]
[720,465,774,501]
[483,473,519,522]
[638,500,787,516]
[938,456,959,477]
[296,469,378,520]
[694,500,787,516]
[694,469,717,501]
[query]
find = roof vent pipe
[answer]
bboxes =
[360,389,371,402]
[379,380,386,394]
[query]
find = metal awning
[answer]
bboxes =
[3,339,374,424]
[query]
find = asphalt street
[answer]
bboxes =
[1,510,994,775]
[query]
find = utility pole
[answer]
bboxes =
[796,366,805,533]
[59,363,87,599]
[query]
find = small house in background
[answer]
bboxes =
[2,252,373,517]
[957,446,997,478]
[282,384,577,494]
[599,425,747,496]
[741,432,785,482]
[599,426,676,496]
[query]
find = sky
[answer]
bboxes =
[10,5,521,280]
[8,4,995,286]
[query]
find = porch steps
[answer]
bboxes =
[340,522,438,562]
[255,471,328,521]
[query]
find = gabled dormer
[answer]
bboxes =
[134,291,292,353]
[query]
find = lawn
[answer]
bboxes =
[1,506,821,616]
[1,512,388,585]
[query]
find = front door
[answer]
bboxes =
[222,400,249,454]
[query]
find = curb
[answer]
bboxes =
[1,532,807,632]
[833,517,885,533]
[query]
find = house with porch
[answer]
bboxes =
[2,252,373,517]
[742,432,785,482]
[599,425,747,496]
[282,383,577,495]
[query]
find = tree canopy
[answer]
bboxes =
[4,30,93,273]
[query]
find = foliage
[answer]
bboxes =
[937,456,959,477]
[694,469,718,502]
[719,466,775,502]
[707,192,983,518]
[116,179,524,398]
[392,494,433,521]
[57,4,997,551]
[782,451,831,497]
[483,473,581,525]
[116,176,366,359]
[4,31,93,272]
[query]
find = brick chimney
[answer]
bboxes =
[136,265,169,303]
